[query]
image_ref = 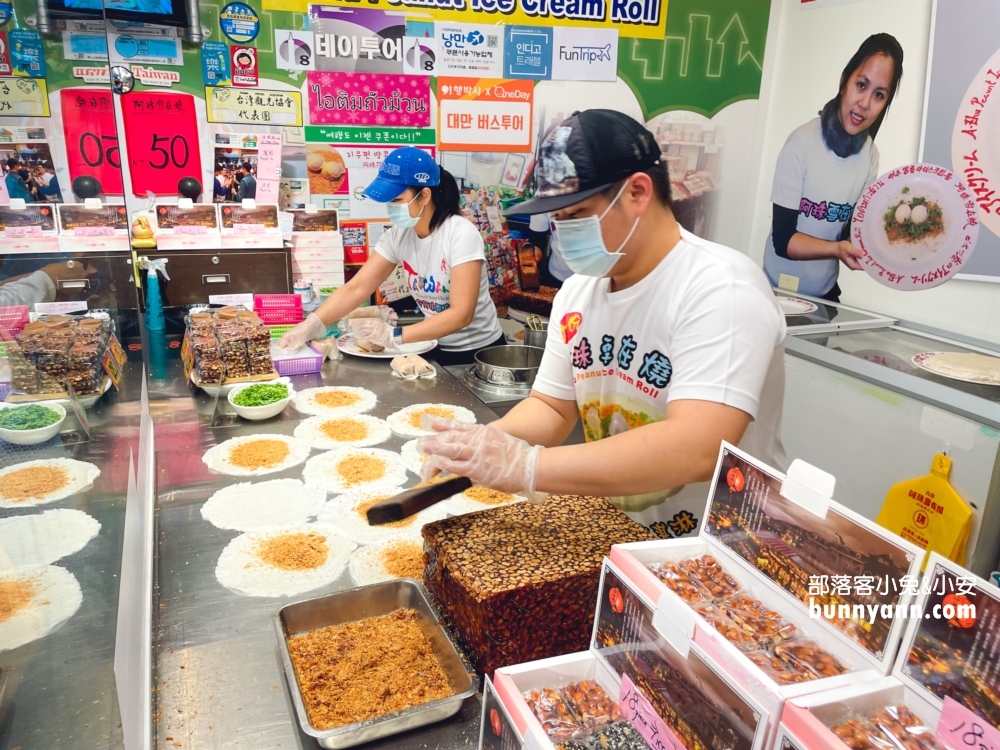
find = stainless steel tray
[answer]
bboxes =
[273,579,476,749]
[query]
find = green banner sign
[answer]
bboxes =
[304,126,436,145]
[618,0,772,120]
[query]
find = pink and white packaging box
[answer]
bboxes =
[291,232,344,249]
[293,272,344,289]
[157,233,223,250]
[291,259,345,275]
[3,236,60,253]
[610,442,925,744]
[220,230,283,249]
[58,235,131,252]
[494,558,772,750]
[291,246,344,262]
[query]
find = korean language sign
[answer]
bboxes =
[438,78,533,152]
[307,72,430,127]
[312,0,667,40]
[205,87,304,127]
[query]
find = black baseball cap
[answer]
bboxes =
[514,109,662,215]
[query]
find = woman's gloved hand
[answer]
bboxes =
[277,312,326,352]
[350,318,395,350]
[418,419,546,503]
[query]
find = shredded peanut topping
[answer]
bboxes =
[0,578,36,623]
[337,455,386,487]
[408,406,454,430]
[2,467,70,502]
[229,439,290,470]
[381,541,424,579]
[315,390,361,408]
[256,532,329,570]
[320,418,368,443]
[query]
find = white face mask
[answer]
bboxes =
[386,195,423,228]
[551,181,640,277]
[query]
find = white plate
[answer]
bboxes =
[912,351,1000,386]
[386,403,477,438]
[202,434,313,477]
[778,297,818,317]
[336,333,437,359]
[852,164,980,290]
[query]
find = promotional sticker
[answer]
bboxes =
[109,32,182,66]
[550,27,618,82]
[0,32,10,75]
[62,30,108,62]
[274,29,314,70]
[230,45,257,86]
[205,86,303,126]
[9,29,45,77]
[402,35,437,76]
[0,76,49,116]
[436,21,503,78]
[309,6,403,74]
[0,0,10,26]
[201,40,231,85]
[504,25,551,80]
[219,2,259,44]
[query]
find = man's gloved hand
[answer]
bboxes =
[418,419,546,503]
[277,312,326,352]
[350,318,395,350]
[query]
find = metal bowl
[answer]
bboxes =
[523,323,548,349]
[273,579,476,749]
[474,345,544,387]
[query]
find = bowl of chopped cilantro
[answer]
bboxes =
[0,402,66,444]
[228,380,294,421]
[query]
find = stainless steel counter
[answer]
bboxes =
[149,352,500,750]
[0,360,144,750]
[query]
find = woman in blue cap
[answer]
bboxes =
[278,146,505,364]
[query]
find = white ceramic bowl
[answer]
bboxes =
[227,380,294,421]
[0,402,67,445]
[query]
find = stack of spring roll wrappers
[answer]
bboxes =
[422,495,654,674]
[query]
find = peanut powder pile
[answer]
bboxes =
[337,455,386,487]
[381,541,425,579]
[229,439,291,470]
[2,466,70,503]
[315,390,361,409]
[465,487,515,506]
[357,495,416,528]
[319,418,368,443]
[0,578,36,623]
[256,532,329,570]
[408,406,454,430]
[288,609,451,730]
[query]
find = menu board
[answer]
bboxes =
[705,447,918,661]
[219,204,279,229]
[593,564,762,750]
[57,204,129,234]
[154,204,219,233]
[0,204,56,233]
[290,208,338,232]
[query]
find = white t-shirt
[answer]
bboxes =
[375,214,503,351]
[534,227,788,539]
[763,118,879,297]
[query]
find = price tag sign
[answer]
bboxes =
[73,226,115,237]
[120,92,202,197]
[938,698,1000,750]
[108,332,127,368]
[5,226,43,238]
[60,88,124,194]
[233,223,265,234]
[102,346,123,389]
[174,225,207,235]
[619,675,686,750]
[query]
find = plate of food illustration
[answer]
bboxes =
[852,164,979,290]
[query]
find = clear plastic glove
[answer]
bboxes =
[277,312,326,352]
[418,419,546,503]
[351,318,394,350]
[345,305,398,325]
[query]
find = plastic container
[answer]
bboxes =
[254,294,304,325]
[271,342,323,375]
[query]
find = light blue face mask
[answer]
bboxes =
[386,195,423,229]
[552,181,639,277]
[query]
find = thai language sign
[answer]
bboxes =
[307,72,431,127]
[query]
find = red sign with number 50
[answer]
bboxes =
[120,91,202,197]
[60,88,124,195]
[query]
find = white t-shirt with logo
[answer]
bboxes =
[763,117,879,297]
[375,214,503,352]
[533,227,788,539]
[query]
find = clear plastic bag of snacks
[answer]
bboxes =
[772,639,849,680]
[693,602,760,653]
[523,687,586,742]
[561,680,622,732]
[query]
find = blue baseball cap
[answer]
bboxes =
[362,146,440,203]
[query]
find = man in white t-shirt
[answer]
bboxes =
[420,110,787,539]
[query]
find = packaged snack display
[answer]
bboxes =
[647,560,711,603]
[592,721,651,749]
[829,705,944,750]
[523,687,584,742]
[773,641,849,681]
[8,315,114,398]
[184,307,276,385]
[561,681,621,732]
[680,555,741,600]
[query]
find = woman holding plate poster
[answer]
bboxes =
[763,34,904,302]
